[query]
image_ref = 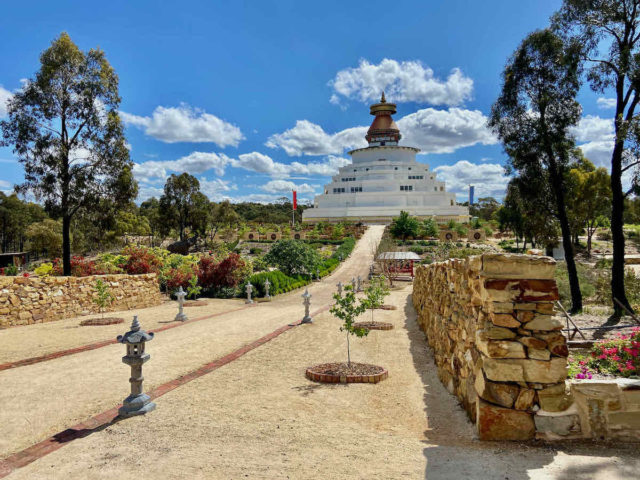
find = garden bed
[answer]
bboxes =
[353,321,394,331]
[377,305,397,310]
[79,317,125,326]
[306,362,388,383]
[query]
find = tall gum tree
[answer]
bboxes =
[489,29,584,312]
[0,33,135,275]
[553,0,640,316]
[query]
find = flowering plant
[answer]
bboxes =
[568,328,640,378]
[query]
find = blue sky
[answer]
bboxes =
[0,0,618,204]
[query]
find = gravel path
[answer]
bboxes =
[0,226,384,460]
[6,285,639,479]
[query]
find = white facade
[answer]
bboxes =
[303,96,469,224]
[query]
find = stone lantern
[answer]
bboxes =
[369,264,374,279]
[245,282,254,304]
[264,279,271,299]
[351,277,357,292]
[301,289,312,324]
[117,316,156,418]
[357,275,362,292]
[316,267,320,281]
[175,286,187,322]
[336,281,343,296]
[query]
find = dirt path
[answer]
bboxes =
[6,285,638,479]
[0,226,384,460]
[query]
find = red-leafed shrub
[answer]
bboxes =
[118,245,162,275]
[52,256,106,277]
[197,253,246,291]
[165,266,196,293]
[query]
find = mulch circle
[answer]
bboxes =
[306,362,388,384]
[184,300,208,307]
[353,321,394,331]
[377,305,397,310]
[79,317,125,326]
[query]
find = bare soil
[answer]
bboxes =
[79,317,124,327]
[307,361,385,376]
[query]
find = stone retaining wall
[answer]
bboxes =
[0,274,163,328]
[413,253,568,440]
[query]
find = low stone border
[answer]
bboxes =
[183,300,208,307]
[79,317,125,327]
[306,363,388,384]
[353,321,394,331]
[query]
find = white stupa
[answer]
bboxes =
[302,93,469,224]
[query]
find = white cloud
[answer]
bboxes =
[572,115,615,168]
[137,184,164,202]
[433,161,509,200]
[230,152,350,178]
[260,179,316,194]
[199,178,235,200]
[0,86,11,117]
[398,108,497,154]
[265,120,367,156]
[133,152,231,182]
[266,108,496,157]
[0,179,12,189]
[121,104,243,147]
[329,59,473,106]
[597,97,617,109]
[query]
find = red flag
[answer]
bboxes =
[292,190,297,210]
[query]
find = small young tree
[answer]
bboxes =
[362,275,390,324]
[186,274,202,300]
[420,218,439,238]
[330,285,368,366]
[390,211,419,241]
[93,279,114,319]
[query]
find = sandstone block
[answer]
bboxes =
[482,357,525,382]
[476,398,536,440]
[538,383,573,412]
[492,302,514,313]
[516,310,535,323]
[492,313,521,328]
[523,315,564,331]
[514,388,536,410]
[534,412,581,437]
[476,331,526,359]
[517,336,547,350]
[481,254,556,280]
[527,348,551,361]
[475,370,519,408]
[483,357,567,383]
[483,327,517,340]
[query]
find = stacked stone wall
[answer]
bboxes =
[413,253,568,440]
[0,274,163,328]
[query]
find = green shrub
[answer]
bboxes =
[555,263,596,306]
[243,270,312,297]
[249,247,262,255]
[409,246,424,255]
[34,262,53,277]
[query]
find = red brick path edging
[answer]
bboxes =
[0,305,252,372]
[306,365,389,384]
[0,304,331,478]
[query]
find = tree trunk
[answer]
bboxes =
[611,143,631,317]
[62,215,71,276]
[549,169,582,313]
[346,331,351,367]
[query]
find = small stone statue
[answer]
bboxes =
[245,282,254,304]
[357,275,362,292]
[337,281,343,296]
[351,277,357,292]
[117,316,156,418]
[301,289,312,324]
[175,286,187,322]
[264,279,271,299]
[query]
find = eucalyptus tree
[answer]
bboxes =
[0,33,135,275]
[489,29,584,311]
[553,0,640,316]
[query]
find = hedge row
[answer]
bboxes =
[242,236,356,298]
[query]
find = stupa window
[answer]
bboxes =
[400,185,413,191]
